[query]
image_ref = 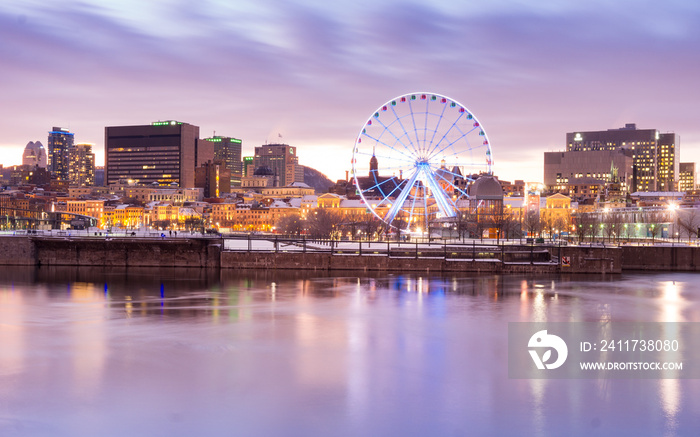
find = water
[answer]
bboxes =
[1,267,700,436]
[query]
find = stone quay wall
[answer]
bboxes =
[7,236,700,274]
[0,236,220,268]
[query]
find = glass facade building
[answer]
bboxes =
[48,127,74,181]
[105,121,199,188]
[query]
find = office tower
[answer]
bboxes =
[562,124,679,192]
[68,143,95,187]
[203,136,243,188]
[48,127,74,180]
[195,160,231,198]
[105,121,199,187]
[679,162,696,192]
[22,141,48,168]
[243,156,254,177]
[253,143,303,187]
[657,133,679,192]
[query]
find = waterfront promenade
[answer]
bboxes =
[3,228,700,273]
[3,230,691,273]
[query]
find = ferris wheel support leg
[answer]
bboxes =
[383,170,420,226]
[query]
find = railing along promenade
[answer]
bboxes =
[221,234,560,265]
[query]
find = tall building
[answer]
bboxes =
[243,156,255,177]
[563,123,679,192]
[195,160,231,198]
[657,133,680,191]
[48,127,74,181]
[679,162,696,192]
[22,141,48,168]
[253,143,303,187]
[105,121,199,188]
[203,136,243,188]
[68,143,95,187]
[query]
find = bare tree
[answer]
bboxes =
[454,209,476,241]
[491,203,511,243]
[361,213,382,240]
[574,212,599,243]
[221,216,241,231]
[524,209,541,238]
[602,212,624,242]
[306,209,343,239]
[183,216,203,232]
[677,208,699,242]
[553,214,571,241]
[276,213,305,236]
[645,211,665,244]
[502,213,522,241]
[540,210,556,241]
[586,213,601,242]
[377,216,408,241]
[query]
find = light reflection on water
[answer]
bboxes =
[0,267,700,436]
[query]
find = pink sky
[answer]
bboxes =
[2,0,699,184]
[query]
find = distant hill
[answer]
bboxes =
[303,166,335,193]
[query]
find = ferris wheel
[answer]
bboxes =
[351,92,493,232]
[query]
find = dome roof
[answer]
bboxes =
[22,141,47,168]
[253,166,274,176]
[472,175,503,200]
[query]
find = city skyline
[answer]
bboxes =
[2,0,700,184]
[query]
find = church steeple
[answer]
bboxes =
[369,147,378,177]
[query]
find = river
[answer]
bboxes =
[0,267,699,436]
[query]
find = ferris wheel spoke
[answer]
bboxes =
[373,168,417,203]
[426,101,449,155]
[427,125,479,161]
[422,99,430,155]
[435,123,487,161]
[362,132,417,163]
[357,162,416,175]
[438,143,484,160]
[354,150,415,166]
[359,175,400,195]
[383,170,420,226]
[420,167,457,218]
[372,115,420,160]
[436,149,489,171]
[389,106,421,157]
[431,168,470,200]
[424,111,467,158]
[407,99,423,155]
[429,164,470,183]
